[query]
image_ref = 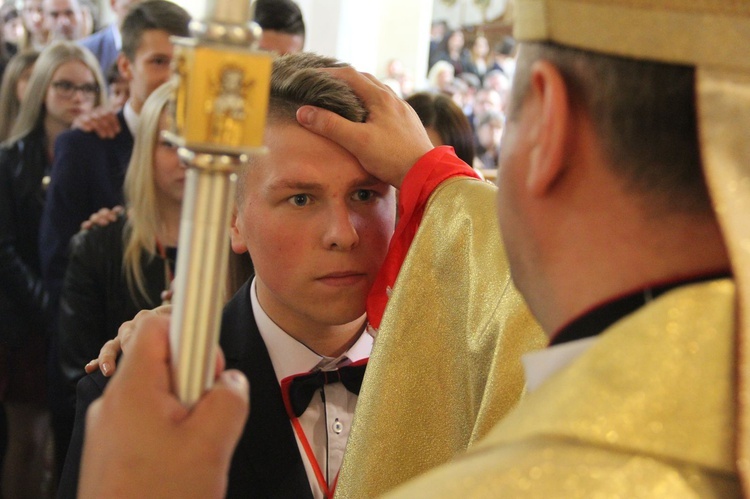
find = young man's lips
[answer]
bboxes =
[316,272,367,286]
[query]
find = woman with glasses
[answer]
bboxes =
[0,40,104,497]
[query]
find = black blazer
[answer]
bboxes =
[39,112,134,316]
[58,214,170,410]
[57,280,314,499]
[0,127,51,346]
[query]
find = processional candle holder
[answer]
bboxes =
[163,0,273,406]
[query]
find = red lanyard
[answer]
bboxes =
[280,375,338,498]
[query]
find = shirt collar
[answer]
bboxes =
[111,24,122,51]
[550,269,732,346]
[122,100,139,135]
[250,278,373,384]
[522,337,598,393]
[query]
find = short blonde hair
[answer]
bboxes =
[237,52,366,201]
[268,52,366,124]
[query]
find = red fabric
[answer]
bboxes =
[366,146,479,330]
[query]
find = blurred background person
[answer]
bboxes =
[432,29,470,76]
[42,0,83,42]
[0,50,39,141]
[426,59,454,94]
[105,60,127,110]
[406,91,476,168]
[0,0,25,62]
[381,58,414,98]
[470,87,502,123]
[456,71,480,121]
[464,33,492,84]
[20,0,47,51]
[428,19,447,70]
[492,35,516,78]
[253,0,305,55]
[0,40,105,499]
[77,0,96,38]
[474,110,504,169]
[482,68,512,113]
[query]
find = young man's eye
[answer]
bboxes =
[352,190,375,202]
[288,194,310,207]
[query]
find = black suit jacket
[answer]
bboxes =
[40,111,133,316]
[57,281,313,499]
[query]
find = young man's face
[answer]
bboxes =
[231,122,396,335]
[118,29,174,113]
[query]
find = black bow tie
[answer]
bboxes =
[283,360,368,418]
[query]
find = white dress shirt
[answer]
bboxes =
[250,279,372,499]
[521,337,598,393]
[122,100,139,136]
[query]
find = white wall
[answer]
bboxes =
[169,0,434,90]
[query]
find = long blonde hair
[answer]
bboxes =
[0,50,39,142]
[122,80,176,304]
[5,41,106,146]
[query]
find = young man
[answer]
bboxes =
[39,0,190,478]
[59,52,396,499]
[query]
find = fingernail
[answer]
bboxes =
[297,107,315,126]
[102,362,111,375]
[225,371,247,390]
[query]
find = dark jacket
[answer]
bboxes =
[39,111,133,320]
[58,213,172,401]
[39,112,135,471]
[58,280,313,499]
[0,128,51,346]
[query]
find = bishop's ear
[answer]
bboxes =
[525,60,571,196]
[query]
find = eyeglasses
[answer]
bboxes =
[51,80,99,101]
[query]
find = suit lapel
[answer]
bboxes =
[222,281,313,499]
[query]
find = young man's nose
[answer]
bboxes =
[323,205,359,251]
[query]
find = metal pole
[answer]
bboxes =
[166,0,273,406]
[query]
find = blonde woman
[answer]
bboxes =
[0,40,105,498]
[57,81,182,416]
[0,50,39,141]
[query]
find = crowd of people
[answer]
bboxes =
[383,21,515,172]
[0,0,303,496]
[1,0,747,498]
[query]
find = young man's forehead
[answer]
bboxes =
[133,29,173,55]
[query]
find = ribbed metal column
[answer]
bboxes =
[166,0,272,406]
